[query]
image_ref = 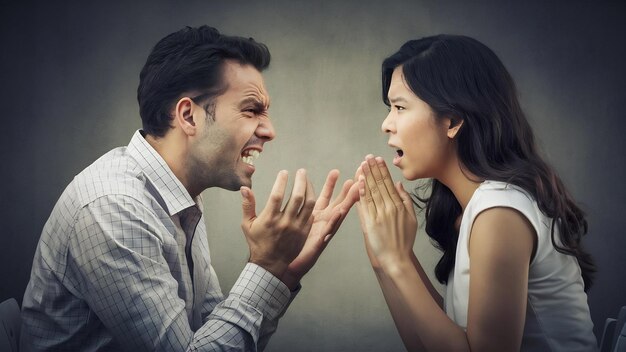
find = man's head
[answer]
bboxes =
[138,25,270,137]
[138,26,275,196]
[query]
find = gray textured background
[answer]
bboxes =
[1,1,625,351]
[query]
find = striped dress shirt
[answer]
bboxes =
[21,130,295,351]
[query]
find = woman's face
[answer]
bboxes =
[381,66,454,181]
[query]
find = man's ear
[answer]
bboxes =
[447,116,464,139]
[173,97,198,136]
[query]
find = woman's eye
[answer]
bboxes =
[395,105,405,111]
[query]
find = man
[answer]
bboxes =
[21,25,357,351]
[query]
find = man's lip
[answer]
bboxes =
[240,145,262,172]
[241,146,263,154]
[241,158,256,172]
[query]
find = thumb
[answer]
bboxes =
[240,186,257,224]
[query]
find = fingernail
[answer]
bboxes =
[241,187,249,198]
[324,234,333,243]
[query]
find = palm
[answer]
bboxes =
[287,206,336,277]
[284,171,358,285]
[357,156,418,265]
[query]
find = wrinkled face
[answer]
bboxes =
[190,60,274,191]
[382,66,452,180]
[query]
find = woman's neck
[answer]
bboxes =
[437,161,482,212]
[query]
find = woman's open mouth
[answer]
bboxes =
[393,149,404,166]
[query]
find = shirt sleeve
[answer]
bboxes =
[65,194,293,351]
[198,264,300,351]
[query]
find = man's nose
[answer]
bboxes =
[256,117,276,141]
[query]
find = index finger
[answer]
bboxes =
[374,157,403,208]
[264,170,289,215]
[360,162,378,218]
[365,155,394,208]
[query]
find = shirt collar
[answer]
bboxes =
[126,129,198,216]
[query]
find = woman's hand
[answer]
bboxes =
[357,155,418,269]
[354,166,382,269]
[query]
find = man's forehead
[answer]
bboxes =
[222,61,269,104]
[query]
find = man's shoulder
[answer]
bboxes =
[38,146,160,265]
[69,146,153,208]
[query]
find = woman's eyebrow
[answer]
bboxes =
[388,96,408,104]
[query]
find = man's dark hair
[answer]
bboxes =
[137,25,271,137]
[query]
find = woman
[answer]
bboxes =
[355,35,597,351]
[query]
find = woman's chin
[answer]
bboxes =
[402,169,421,181]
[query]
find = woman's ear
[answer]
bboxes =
[447,117,464,139]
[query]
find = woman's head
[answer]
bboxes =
[381,35,595,290]
[381,66,459,181]
[381,35,536,182]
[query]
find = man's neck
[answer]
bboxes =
[144,132,198,198]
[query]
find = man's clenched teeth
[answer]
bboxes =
[242,150,260,166]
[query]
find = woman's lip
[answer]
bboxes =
[393,154,402,166]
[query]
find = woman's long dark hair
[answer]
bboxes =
[382,35,595,291]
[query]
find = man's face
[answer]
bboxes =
[189,60,275,191]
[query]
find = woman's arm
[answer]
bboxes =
[354,165,443,308]
[464,207,535,350]
[355,165,434,350]
[358,156,535,351]
[372,265,424,351]
[370,252,443,351]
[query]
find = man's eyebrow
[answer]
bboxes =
[238,97,269,110]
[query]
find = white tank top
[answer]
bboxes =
[444,180,598,351]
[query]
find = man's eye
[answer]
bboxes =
[395,105,405,111]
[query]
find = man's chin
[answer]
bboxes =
[212,171,252,191]
[240,178,252,189]
[227,176,251,191]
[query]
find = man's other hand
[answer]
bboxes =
[240,169,315,280]
[281,170,360,290]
